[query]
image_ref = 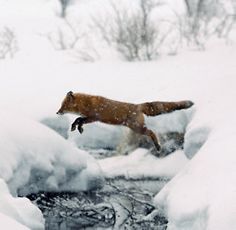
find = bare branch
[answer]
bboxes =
[91,0,170,61]
[0,27,18,59]
[58,0,71,18]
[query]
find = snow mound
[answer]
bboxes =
[0,213,29,230]
[41,115,70,139]
[99,148,189,179]
[153,51,236,230]
[0,179,44,230]
[145,108,194,135]
[0,111,104,196]
[68,122,126,150]
[184,125,211,159]
[154,127,236,230]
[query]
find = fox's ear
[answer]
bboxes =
[67,91,74,100]
[67,91,74,97]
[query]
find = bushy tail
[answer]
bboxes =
[140,100,194,116]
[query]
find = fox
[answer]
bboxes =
[57,91,194,156]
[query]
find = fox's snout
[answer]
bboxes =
[56,109,64,115]
[186,100,194,108]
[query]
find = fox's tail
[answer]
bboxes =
[140,100,194,116]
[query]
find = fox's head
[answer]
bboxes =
[57,91,75,115]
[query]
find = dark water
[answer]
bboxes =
[28,178,168,230]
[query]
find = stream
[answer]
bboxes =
[28,177,168,230]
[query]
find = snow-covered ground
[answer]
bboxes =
[99,149,188,179]
[0,0,236,229]
[0,178,44,229]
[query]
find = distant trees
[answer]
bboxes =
[92,0,170,61]
[215,0,236,41]
[46,19,82,50]
[181,0,232,48]
[47,0,236,61]
[0,27,18,59]
[91,0,236,60]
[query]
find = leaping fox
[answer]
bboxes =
[57,91,194,156]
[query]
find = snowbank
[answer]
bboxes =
[0,110,104,196]
[68,122,125,150]
[0,109,104,229]
[154,126,236,230]
[153,45,236,229]
[0,213,29,230]
[99,148,188,179]
[0,179,44,229]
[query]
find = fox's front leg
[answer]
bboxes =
[71,117,95,134]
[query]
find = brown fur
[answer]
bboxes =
[57,91,194,155]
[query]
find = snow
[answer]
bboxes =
[0,44,235,229]
[68,122,125,150]
[0,110,104,196]
[154,127,236,230]
[153,46,236,229]
[1,42,235,229]
[99,148,188,179]
[0,110,104,228]
[0,179,44,229]
[0,213,29,230]
[0,0,236,229]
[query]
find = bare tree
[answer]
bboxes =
[181,0,228,48]
[214,0,236,40]
[92,0,171,61]
[0,27,18,59]
[184,0,193,17]
[45,18,100,62]
[46,19,82,50]
[58,0,71,18]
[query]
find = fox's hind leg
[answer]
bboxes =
[137,127,161,152]
[126,114,161,153]
[143,128,161,152]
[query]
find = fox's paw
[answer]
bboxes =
[152,150,165,158]
[71,124,77,132]
[78,126,84,134]
[155,142,161,152]
[151,144,165,158]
